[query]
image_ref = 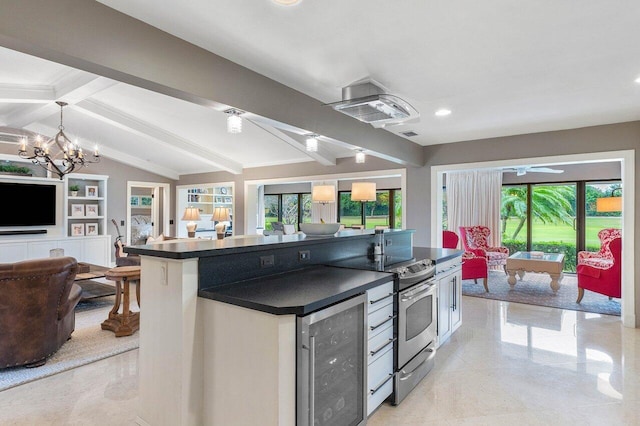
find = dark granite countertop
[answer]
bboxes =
[125,229,412,259]
[413,247,463,263]
[199,265,392,315]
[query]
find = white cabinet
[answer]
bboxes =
[366,280,395,416]
[64,174,108,238]
[0,243,28,263]
[0,236,110,266]
[436,257,462,347]
[83,237,109,265]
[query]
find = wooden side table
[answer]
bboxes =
[101,266,141,337]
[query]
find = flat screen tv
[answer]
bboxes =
[0,182,56,226]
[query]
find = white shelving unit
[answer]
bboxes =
[64,174,109,238]
[0,170,111,266]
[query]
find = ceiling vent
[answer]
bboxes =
[400,131,418,137]
[328,81,419,128]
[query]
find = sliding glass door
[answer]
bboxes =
[531,184,576,269]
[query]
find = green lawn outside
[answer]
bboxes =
[339,216,389,228]
[502,216,621,246]
[265,216,390,230]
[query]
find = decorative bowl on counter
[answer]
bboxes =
[299,223,341,236]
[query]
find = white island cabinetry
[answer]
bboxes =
[366,280,395,415]
[436,256,462,347]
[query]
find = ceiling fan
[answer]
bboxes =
[503,166,564,177]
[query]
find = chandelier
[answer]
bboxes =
[18,101,100,179]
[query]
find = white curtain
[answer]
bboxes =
[446,170,503,247]
[257,185,265,229]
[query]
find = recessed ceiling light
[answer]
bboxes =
[272,0,301,5]
[435,109,452,117]
[635,76,640,84]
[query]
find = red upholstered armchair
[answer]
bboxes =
[443,230,489,292]
[578,228,622,269]
[443,230,459,249]
[577,237,621,303]
[459,226,509,271]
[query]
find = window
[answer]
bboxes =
[530,184,576,262]
[338,189,401,229]
[264,195,280,231]
[501,180,621,272]
[501,185,527,245]
[281,193,299,226]
[263,192,311,231]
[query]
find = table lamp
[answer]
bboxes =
[182,206,201,238]
[596,187,622,212]
[212,207,231,239]
[351,182,377,227]
[312,185,336,204]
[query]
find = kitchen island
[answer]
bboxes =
[125,230,461,426]
[126,229,413,426]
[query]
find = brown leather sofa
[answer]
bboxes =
[0,256,81,368]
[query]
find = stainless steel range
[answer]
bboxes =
[330,247,438,405]
[387,254,437,405]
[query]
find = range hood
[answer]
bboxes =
[328,81,419,128]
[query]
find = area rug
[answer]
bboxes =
[0,297,139,392]
[462,270,621,316]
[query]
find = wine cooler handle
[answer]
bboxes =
[309,335,315,425]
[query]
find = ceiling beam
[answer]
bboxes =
[0,83,54,103]
[247,119,336,166]
[4,71,117,128]
[74,99,244,174]
[0,0,425,167]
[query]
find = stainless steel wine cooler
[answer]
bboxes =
[297,294,367,426]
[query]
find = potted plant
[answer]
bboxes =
[69,185,80,197]
[0,163,32,176]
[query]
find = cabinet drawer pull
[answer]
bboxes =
[369,293,393,305]
[370,315,395,331]
[370,374,394,395]
[370,338,395,357]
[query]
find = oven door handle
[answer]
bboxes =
[400,284,435,302]
[398,347,436,381]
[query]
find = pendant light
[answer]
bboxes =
[226,109,243,134]
[306,134,319,152]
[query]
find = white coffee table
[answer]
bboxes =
[506,252,565,293]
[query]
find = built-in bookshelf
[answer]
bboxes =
[64,174,108,238]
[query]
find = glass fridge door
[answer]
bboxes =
[297,294,367,426]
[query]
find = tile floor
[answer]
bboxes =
[1,296,638,425]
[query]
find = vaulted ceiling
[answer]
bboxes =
[1,1,639,180]
[0,47,355,179]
